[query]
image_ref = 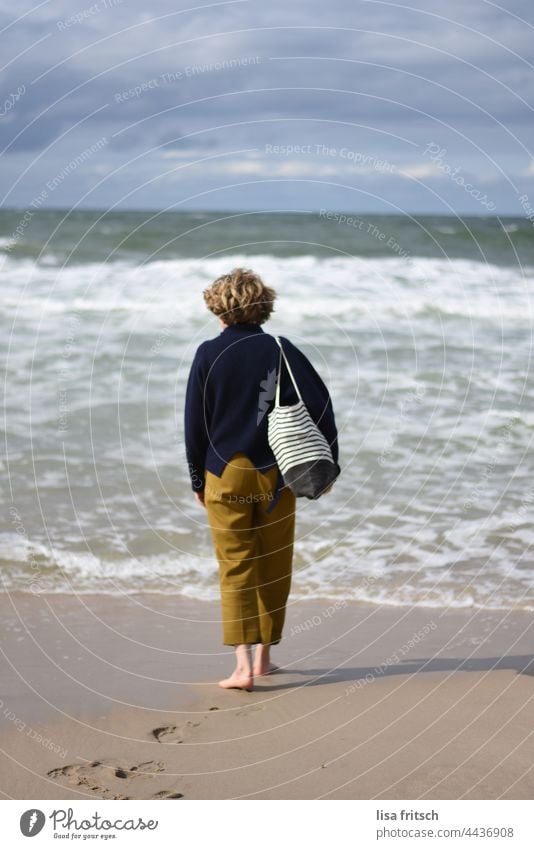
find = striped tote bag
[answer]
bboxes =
[267,336,340,499]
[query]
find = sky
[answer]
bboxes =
[1,0,533,214]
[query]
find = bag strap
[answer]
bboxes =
[274,336,302,405]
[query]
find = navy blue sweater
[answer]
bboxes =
[184,321,339,492]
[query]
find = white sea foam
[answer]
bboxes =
[0,529,532,611]
[1,254,533,326]
[2,250,533,609]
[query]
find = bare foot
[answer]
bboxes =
[253,662,281,677]
[218,670,254,691]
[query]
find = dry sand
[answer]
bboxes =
[1,592,533,799]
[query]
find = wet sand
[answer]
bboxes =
[0,592,533,799]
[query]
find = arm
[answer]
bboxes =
[184,343,210,493]
[279,338,339,464]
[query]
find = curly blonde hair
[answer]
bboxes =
[203,268,276,325]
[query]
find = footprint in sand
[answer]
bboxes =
[152,720,201,744]
[47,759,165,798]
[235,705,265,717]
[151,790,184,799]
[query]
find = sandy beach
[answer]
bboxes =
[0,591,533,800]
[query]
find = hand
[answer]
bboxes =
[194,491,206,508]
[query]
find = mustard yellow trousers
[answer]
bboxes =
[204,453,296,646]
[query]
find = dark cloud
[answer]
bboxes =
[1,0,533,212]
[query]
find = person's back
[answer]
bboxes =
[184,267,339,691]
[186,320,339,491]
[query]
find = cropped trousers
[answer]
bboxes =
[204,453,296,646]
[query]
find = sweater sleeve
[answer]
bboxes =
[184,343,210,491]
[279,338,340,465]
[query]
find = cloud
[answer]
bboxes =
[1,0,533,212]
[397,163,441,179]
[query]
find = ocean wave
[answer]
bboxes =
[1,253,533,326]
[1,533,532,611]
[2,237,533,617]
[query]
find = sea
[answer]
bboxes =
[1,208,533,611]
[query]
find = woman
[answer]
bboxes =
[184,268,339,691]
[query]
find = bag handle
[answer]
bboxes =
[274,336,302,405]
